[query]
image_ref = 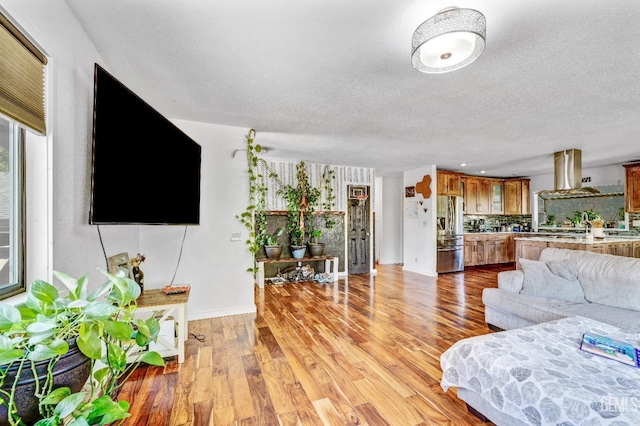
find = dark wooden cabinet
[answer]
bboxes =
[624,163,640,213]
[437,170,463,197]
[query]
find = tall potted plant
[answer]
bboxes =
[280,161,320,259]
[0,270,164,426]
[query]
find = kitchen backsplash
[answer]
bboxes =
[463,214,532,232]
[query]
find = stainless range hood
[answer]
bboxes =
[537,149,602,199]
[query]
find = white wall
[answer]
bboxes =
[3,1,255,319]
[377,176,403,264]
[402,165,437,276]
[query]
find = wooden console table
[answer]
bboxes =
[256,255,339,288]
[131,288,189,363]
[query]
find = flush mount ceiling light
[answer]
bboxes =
[411,7,486,74]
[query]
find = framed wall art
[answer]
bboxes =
[405,186,415,198]
[107,252,133,278]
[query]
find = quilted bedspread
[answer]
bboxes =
[441,316,640,425]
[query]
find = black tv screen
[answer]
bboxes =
[89,64,201,225]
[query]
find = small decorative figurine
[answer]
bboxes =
[130,253,146,292]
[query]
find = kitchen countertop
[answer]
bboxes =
[513,235,640,243]
[463,231,640,243]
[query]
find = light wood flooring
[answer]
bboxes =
[119,263,513,425]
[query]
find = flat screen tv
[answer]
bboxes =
[89,64,201,225]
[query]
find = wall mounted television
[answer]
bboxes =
[89,63,201,225]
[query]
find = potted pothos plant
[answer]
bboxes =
[0,270,164,426]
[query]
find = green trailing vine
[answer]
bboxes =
[236,129,336,271]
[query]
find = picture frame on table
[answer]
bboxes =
[107,252,133,279]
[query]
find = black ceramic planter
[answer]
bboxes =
[0,340,91,426]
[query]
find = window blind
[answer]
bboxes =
[0,12,47,135]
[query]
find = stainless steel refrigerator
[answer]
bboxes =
[437,195,464,273]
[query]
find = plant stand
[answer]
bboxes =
[129,289,190,363]
[256,255,339,288]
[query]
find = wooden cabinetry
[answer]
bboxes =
[437,170,463,197]
[606,241,633,257]
[504,179,531,215]
[490,180,504,214]
[587,243,607,254]
[515,239,638,268]
[464,177,491,214]
[514,239,547,269]
[623,163,640,213]
[464,235,485,266]
[460,175,529,216]
[484,234,513,264]
[522,180,530,215]
[465,234,514,266]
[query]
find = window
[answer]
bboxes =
[0,116,25,299]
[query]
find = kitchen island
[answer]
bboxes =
[514,235,640,268]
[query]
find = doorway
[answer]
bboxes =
[347,185,370,274]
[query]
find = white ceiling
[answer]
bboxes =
[63,0,640,177]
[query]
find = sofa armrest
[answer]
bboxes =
[497,270,524,293]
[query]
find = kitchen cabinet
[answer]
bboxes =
[490,180,504,214]
[437,170,463,197]
[606,241,633,257]
[546,241,582,251]
[514,239,547,269]
[587,243,607,254]
[504,179,531,215]
[464,177,491,214]
[515,238,637,269]
[465,234,514,266]
[464,235,485,266]
[484,234,513,264]
[623,163,640,213]
[522,180,530,215]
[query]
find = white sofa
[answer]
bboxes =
[483,247,640,332]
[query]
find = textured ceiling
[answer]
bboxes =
[63,0,640,177]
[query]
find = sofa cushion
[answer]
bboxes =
[519,258,587,303]
[539,248,640,311]
[482,288,576,325]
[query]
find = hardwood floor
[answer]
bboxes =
[119,263,514,425]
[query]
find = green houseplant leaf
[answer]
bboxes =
[0,270,166,426]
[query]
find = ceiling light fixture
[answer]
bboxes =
[411,7,486,74]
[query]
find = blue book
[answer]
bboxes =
[580,332,640,367]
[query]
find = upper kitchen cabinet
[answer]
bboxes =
[464,177,491,214]
[504,178,531,215]
[623,162,640,213]
[489,179,504,214]
[437,170,463,197]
